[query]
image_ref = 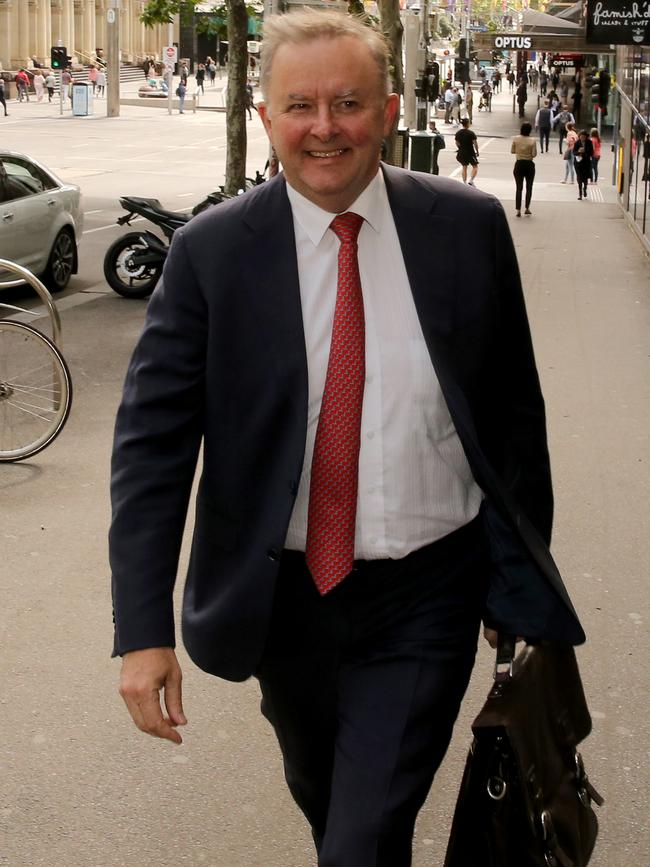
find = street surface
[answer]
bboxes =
[1,83,649,866]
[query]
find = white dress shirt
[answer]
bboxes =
[285,170,483,560]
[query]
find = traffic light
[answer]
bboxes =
[591,72,600,106]
[51,46,67,69]
[428,62,440,101]
[598,69,611,116]
[455,59,469,85]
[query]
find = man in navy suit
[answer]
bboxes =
[111,10,585,865]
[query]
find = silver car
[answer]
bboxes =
[0,150,83,291]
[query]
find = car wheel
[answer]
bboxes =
[44,228,76,292]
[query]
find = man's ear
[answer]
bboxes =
[258,102,273,142]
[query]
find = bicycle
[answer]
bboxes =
[0,259,72,462]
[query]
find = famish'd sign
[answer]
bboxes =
[586,0,650,44]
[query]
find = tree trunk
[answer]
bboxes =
[377,0,404,166]
[378,0,403,97]
[224,0,249,195]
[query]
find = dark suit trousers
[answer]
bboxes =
[256,515,489,867]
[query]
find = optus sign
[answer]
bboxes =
[494,35,533,49]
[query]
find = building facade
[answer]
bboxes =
[0,0,167,70]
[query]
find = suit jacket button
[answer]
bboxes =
[289,481,298,496]
[267,547,280,562]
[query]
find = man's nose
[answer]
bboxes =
[310,106,338,140]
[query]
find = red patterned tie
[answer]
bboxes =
[305,212,365,595]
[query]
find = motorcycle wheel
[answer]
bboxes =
[103,233,164,298]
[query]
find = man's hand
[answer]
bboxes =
[482,628,525,649]
[483,627,499,648]
[119,647,187,744]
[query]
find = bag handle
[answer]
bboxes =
[494,633,516,682]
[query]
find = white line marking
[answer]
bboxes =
[82,224,124,235]
[84,209,104,215]
[177,192,195,198]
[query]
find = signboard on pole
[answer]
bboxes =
[163,45,178,70]
[586,0,650,44]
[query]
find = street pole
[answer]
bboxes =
[404,12,419,128]
[167,21,174,116]
[58,70,63,116]
[106,0,120,118]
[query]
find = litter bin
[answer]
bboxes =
[72,81,93,116]
[409,130,434,173]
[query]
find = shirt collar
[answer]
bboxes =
[286,169,386,247]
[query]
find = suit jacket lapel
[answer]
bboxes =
[382,164,456,341]
[240,175,308,425]
[382,165,480,442]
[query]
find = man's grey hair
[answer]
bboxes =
[260,9,391,100]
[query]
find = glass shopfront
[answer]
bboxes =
[613,46,650,250]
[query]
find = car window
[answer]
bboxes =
[0,157,58,202]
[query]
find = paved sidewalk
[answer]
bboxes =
[1,80,649,867]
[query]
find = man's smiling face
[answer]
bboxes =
[259,36,399,213]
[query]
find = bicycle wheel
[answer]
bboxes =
[0,321,73,462]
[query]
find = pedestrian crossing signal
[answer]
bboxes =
[51,46,67,69]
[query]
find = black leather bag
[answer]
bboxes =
[444,640,604,867]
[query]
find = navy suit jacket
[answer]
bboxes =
[110,164,585,681]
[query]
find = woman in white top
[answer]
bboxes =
[33,72,45,102]
[511,121,537,217]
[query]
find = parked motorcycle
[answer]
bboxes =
[104,174,266,299]
[103,196,191,298]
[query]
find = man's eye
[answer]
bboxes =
[288,103,309,111]
[340,100,358,110]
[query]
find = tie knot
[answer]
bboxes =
[330,212,364,245]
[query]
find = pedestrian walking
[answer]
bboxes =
[61,68,73,101]
[539,71,548,95]
[176,79,186,113]
[109,10,585,866]
[464,83,474,124]
[45,71,55,102]
[590,127,602,182]
[516,78,528,119]
[511,121,537,217]
[562,122,578,184]
[195,64,205,95]
[554,105,575,154]
[443,83,453,124]
[180,62,189,86]
[573,129,594,199]
[507,70,516,92]
[245,78,257,120]
[455,116,479,185]
[88,64,98,95]
[95,69,106,98]
[534,99,553,152]
[428,120,446,174]
[548,90,561,114]
[0,77,8,116]
[33,71,45,102]
[450,87,462,126]
[15,69,30,101]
